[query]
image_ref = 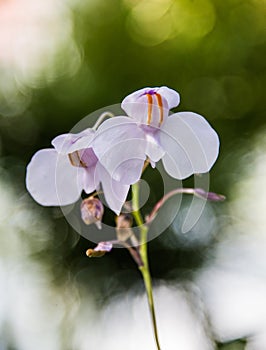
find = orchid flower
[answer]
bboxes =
[26,129,130,215]
[93,86,219,184]
[25,86,224,350]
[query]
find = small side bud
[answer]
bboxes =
[86,241,113,258]
[194,188,226,202]
[81,196,104,229]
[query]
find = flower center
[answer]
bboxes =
[145,92,164,126]
[68,151,87,168]
[68,148,98,168]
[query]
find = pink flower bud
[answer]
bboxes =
[194,188,226,201]
[81,196,104,229]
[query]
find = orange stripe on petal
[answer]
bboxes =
[68,151,87,168]
[155,93,164,125]
[146,93,153,125]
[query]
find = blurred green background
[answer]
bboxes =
[0,0,265,349]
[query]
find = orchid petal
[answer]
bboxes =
[94,241,113,252]
[160,112,219,179]
[51,129,94,154]
[96,163,130,215]
[122,86,180,111]
[157,86,180,109]
[145,130,165,163]
[26,149,83,206]
[78,147,98,168]
[93,117,146,184]
[83,165,100,194]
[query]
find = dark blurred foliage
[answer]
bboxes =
[218,339,247,350]
[0,1,265,348]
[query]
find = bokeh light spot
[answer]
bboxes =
[126,0,216,46]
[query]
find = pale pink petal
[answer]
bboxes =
[160,112,219,179]
[121,87,157,122]
[96,163,130,215]
[79,147,99,168]
[94,241,113,252]
[157,86,180,109]
[93,117,146,184]
[109,155,146,185]
[93,116,136,132]
[83,164,100,194]
[51,129,94,154]
[144,129,165,163]
[122,87,152,103]
[121,87,154,121]
[26,149,83,206]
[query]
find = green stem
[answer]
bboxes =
[132,182,161,350]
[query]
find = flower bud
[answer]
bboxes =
[194,188,226,201]
[81,196,104,229]
[86,249,106,258]
[115,214,139,245]
[116,214,133,229]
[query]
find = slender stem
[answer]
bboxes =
[92,112,114,130]
[146,187,225,224]
[147,188,195,224]
[131,182,161,350]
